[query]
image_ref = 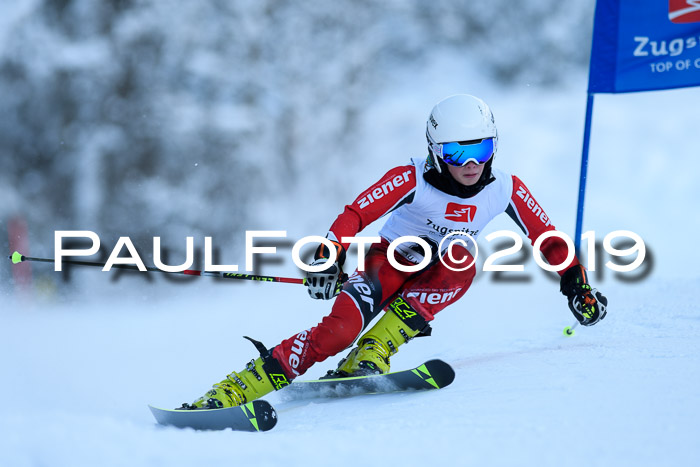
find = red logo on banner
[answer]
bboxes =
[669,0,700,23]
[444,203,477,222]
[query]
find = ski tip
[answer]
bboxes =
[148,400,278,432]
[10,251,24,264]
[246,399,278,432]
[422,359,456,388]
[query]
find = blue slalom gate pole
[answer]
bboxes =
[574,93,595,254]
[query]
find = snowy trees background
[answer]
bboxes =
[0,0,593,290]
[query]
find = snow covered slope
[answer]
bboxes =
[1,275,698,467]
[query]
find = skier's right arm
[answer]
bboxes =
[306,164,416,300]
[328,164,416,248]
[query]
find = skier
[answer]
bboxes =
[189,94,608,409]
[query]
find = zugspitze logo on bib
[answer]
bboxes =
[444,203,477,222]
[669,0,700,23]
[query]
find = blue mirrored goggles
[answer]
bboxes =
[438,138,495,166]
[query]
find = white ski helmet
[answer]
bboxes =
[426,94,498,171]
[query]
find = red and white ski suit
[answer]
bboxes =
[272,158,578,378]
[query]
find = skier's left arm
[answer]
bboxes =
[507,176,607,326]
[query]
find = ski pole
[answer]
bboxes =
[563,321,579,337]
[8,251,306,285]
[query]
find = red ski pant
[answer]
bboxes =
[272,239,475,378]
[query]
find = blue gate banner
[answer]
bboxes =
[589,0,700,93]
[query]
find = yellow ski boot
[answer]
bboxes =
[332,296,431,377]
[186,337,291,409]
